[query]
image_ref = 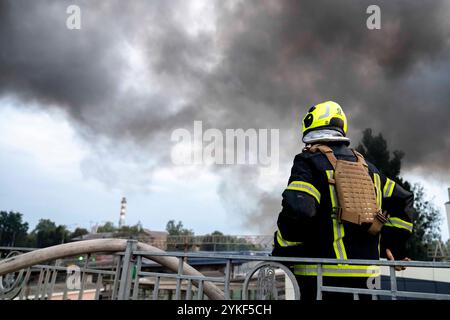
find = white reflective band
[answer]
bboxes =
[276,229,303,247]
[286,181,321,203]
[383,178,396,198]
[294,264,380,277]
[385,217,413,233]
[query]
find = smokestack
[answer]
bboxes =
[119,197,127,228]
[446,188,450,239]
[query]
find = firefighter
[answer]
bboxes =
[272,101,415,300]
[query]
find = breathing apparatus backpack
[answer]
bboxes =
[308,144,387,235]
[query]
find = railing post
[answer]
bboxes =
[175,257,184,300]
[316,264,323,300]
[389,266,397,300]
[132,255,142,300]
[117,240,137,300]
[224,259,231,300]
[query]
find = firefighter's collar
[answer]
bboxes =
[302,129,350,144]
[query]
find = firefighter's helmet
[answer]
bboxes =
[302,101,348,137]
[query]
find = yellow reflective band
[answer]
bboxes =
[332,218,348,261]
[326,170,347,261]
[293,264,380,277]
[286,181,321,204]
[385,217,413,233]
[383,178,396,198]
[276,229,303,247]
[326,170,337,209]
[373,173,382,208]
[326,170,334,180]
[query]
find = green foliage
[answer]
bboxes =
[115,224,146,238]
[165,222,259,252]
[199,231,258,251]
[96,221,117,233]
[356,128,404,180]
[166,220,194,236]
[70,227,89,239]
[406,185,442,260]
[0,211,29,247]
[32,219,70,248]
[165,220,194,251]
[357,128,442,260]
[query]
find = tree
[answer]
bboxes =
[200,231,258,251]
[70,227,89,239]
[356,128,442,260]
[96,221,117,233]
[406,185,442,260]
[32,219,70,248]
[116,224,145,238]
[165,220,194,236]
[0,211,29,247]
[166,220,194,251]
[356,128,404,181]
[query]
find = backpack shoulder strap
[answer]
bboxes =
[308,144,338,170]
[351,149,369,168]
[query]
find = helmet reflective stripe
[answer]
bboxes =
[385,217,413,233]
[286,181,321,204]
[294,264,380,277]
[302,101,348,137]
[383,178,396,198]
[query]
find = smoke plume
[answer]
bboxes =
[1,0,449,232]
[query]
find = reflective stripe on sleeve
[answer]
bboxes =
[373,173,382,208]
[276,229,303,247]
[385,217,413,233]
[383,178,396,198]
[286,181,321,204]
[293,264,380,277]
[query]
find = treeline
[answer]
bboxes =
[0,214,258,252]
[165,220,259,251]
[0,214,146,248]
[0,214,87,248]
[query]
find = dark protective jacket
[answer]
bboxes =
[272,142,415,278]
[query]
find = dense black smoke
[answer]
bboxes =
[1,0,449,232]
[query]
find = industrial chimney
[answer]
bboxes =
[119,197,127,228]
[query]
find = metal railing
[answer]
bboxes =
[1,240,450,300]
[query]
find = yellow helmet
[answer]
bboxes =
[302,101,348,137]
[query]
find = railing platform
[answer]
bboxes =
[1,240,449,300]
